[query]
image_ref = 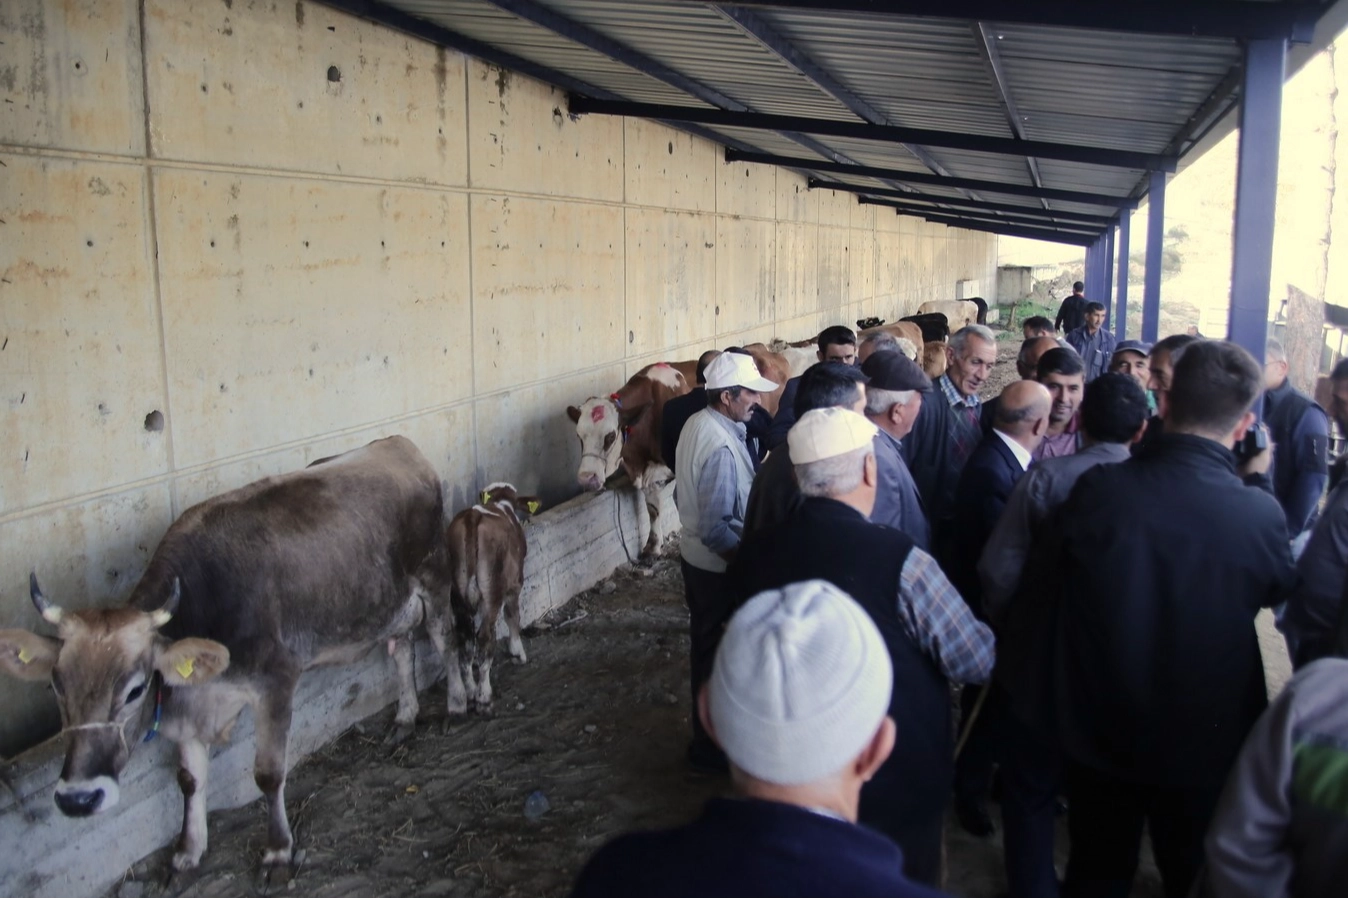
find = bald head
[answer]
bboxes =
[1017,336,1059,379]
[994,380,1052,450]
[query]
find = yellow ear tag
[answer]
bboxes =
[480,490,491,504]
[175,657,195,680]
[17,647,33,665]
[527,501,540,514]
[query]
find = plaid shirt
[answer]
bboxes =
[939,372,980,413]
[897,548,995,684]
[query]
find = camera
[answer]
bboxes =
[1233,422,1269,461]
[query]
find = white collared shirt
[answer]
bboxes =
[994,429,1034,471]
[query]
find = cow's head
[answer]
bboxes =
[480,483,542,518]
[0,575,230,817]
[566,397,624,492]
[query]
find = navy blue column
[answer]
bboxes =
[1228,38,1287,365]
[1142,171,1167,343]
[1103,226,1116,329]
[1116,214,1131,339]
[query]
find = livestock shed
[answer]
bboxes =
[2,0,1346,894]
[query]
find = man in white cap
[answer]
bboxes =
[730,407,994,886]
[574,580,939,897]
[674,350,778,771]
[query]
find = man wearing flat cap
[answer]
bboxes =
[674,351,779,771]
[861,350,931,551]
[575,581,939,897]
[730,407,994,886]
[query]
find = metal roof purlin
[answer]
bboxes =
[862,199,1104,236]
[969,21,1048,209]
[852,194,1114,226]
[710,5,969,187]
[568,97,1178,171]
[910,212,1095,247]
[655,0,1320,42]
[317,0,762,155]
[729,150,1135,207]
[478,0,923,194]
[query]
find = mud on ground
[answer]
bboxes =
[120,547,1169,898]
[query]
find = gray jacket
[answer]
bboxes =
[1204,658,1348,895]
[978,441,1131,625]
[872,429,931,551]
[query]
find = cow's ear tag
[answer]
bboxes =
[17,647,33,665]
[480,490,491,505]
[175,657,195,680]
[527,501,540,514]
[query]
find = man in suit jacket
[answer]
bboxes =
[948,380,1051,838]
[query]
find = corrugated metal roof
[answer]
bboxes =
[329,0,1344,243]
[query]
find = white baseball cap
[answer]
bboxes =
[708,580,893,786]
[703,352,778,393]
[788,407,878,464]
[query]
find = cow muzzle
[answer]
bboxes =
[578,472,603,492]
[55,776,120,817]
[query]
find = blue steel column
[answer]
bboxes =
[1115,214,1131,339]
[1228,38,1287,364]
[1142,171,1167,343]
[1103,226,1116,328]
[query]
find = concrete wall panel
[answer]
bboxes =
[717,158,776,220]
[0,0,145,155]
[775,169,817,223]
[467,59,622,203]
[145,0,467,185]
[818,187,852,228]
[624,208,717,357]
[471,195,624,394]
[624,119,716,212]
[0,155,166,514]
[817,225,850,311]
[715,217,775,336]
[156,170,472,468]
[774,221,820,324]
[0,484,173,756]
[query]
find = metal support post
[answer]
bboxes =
[1116,214,1131,339]
[1103,227,1116,332]
[1228,38,1287,364]
[1142,171,1167,343]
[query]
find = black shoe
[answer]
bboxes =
[956,799,996,837]
[686,741,729,774]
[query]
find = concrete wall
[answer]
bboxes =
[0,0,997,758]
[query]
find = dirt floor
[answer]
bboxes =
[113,550,1177,899]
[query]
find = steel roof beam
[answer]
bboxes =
[712,5,964,184]
[790,167,1134,208]
[857,196,1109,231]
[318,0,758,153]
[970,21,1047,208]
[869,201,1105,236]
[659,1,1320,43]
[478,0,925,193]
[913,213,1096,247]
[855,193,1113,225]
[569,97,1176,171]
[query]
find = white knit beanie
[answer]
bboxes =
[708,580,893,785]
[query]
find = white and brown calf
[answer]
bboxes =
[446,483,537,708]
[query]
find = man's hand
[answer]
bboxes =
[1238,426,1274,478]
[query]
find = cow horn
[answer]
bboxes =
[29,573,64,625]
[149,578,181,628]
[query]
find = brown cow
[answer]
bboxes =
[568,362,691,557]
[446,483,537,709]
[860,321,925,355]
[922,341,949,379]
[0,436,456,871]
[739,343,792,416]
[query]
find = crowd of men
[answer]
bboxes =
[575,294,1348,897]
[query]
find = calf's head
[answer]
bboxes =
[566,398,624,491]
[481,483,542,518]
[0,575,229,817]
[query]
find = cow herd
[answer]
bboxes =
[0,437,536,871]
[0,300,981,877]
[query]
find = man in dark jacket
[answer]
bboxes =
[1054,281,1087,334]
[948,380,1050,837]
[574,580,939,898]
[1262,337,1330,537]
[766,325,858,450]
[902,325,998,563]
[742,362,868,536]
[731,407,995,887]
[1054,340,1296,896]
